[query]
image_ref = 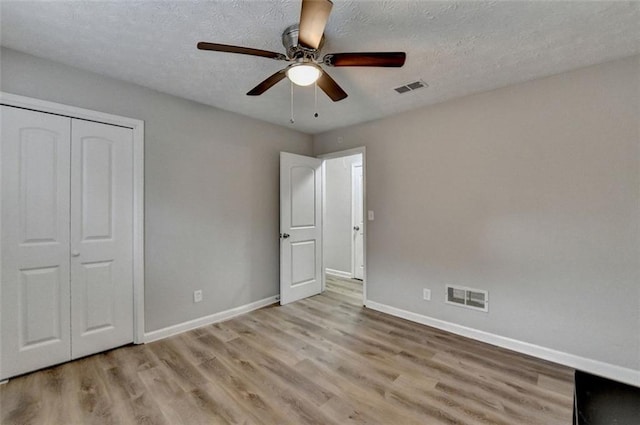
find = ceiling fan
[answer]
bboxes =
[197,0,406,102]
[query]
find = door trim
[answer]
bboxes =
[0,91,145,344]
[317,147,367,304]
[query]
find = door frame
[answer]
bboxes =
[0,91,145,344]
[317,147,367,304]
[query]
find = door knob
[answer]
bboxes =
[280,233,290,239]
[353,226,360,231]
[71,250,80,257]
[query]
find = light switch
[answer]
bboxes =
[368,210,374,221]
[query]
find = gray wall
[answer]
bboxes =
[325,154,362,273]
[314,56,640,371]
[0,47,313,332]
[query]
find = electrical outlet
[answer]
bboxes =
[193,290,203,303]
[423,288,431,301]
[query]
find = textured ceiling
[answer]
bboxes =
[1,1,639,134]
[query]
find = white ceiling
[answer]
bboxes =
[1,1,639,134]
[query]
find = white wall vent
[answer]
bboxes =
[394,80,428,94]
[446,285,489,312]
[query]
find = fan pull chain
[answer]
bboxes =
[290,81,295,124]
[314,82,319,118]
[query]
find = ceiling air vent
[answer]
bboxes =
[394,80,428,94]
[446,285,489,312]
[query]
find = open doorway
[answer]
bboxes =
[318,147,366,305]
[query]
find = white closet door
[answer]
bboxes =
[1,106,72,380]
[70,119,133,359]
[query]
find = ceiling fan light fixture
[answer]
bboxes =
[198,0,404,102]
[286,63,321,86]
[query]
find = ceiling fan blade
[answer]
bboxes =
[247,69,288,96]
[298,0,333,50]
[323,52,406,67]
[197,42,287,61]
[317,70,347,102]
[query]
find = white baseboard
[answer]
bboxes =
[325,268,352,279]
[365,300,640,388]
[144,295,279,343]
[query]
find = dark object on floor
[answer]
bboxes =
[573,370,640,424]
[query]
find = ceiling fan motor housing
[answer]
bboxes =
[282,24,324,60]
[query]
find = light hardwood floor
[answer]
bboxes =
[0,276,574,424]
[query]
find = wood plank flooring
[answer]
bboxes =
[0,276,574,424]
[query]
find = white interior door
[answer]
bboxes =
[280,152,323,305]
[1,106,72,379]
[351,164,364,280]
[70,119,134,359]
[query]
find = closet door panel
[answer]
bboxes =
[1,106,72,380]
[70,119,133,359]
